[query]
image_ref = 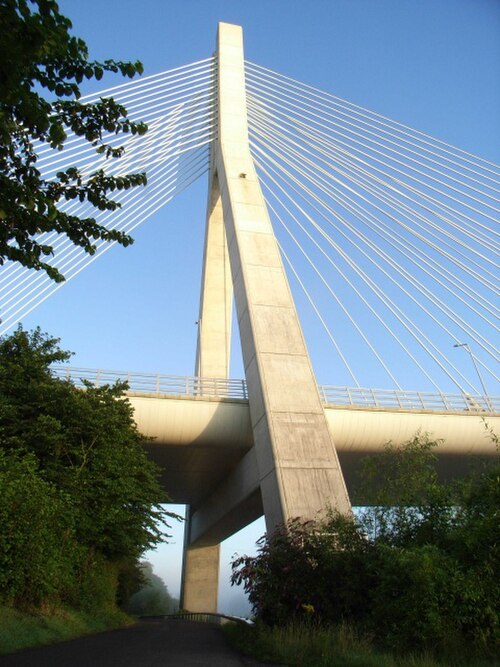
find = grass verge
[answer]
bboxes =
[224,622,499,667]
[0,604,132,655]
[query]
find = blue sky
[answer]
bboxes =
[33,0,498,380]
[17,0,500,613]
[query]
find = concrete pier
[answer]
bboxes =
[180,22,350,611]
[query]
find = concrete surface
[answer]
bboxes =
[214,20,351,532]
[0,619,272,667]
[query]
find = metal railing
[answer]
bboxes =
[318,385,498,413]
[51,366,499,413]
[165,612,251,626]
[51,366,248,399]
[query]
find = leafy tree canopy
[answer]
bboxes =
[126,562,179,616]
[0,0,148,282]
[232,435,499,654]
[0,326,179,608]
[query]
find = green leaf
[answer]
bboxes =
[0,0,148,281]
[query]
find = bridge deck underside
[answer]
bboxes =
[130,392,498,543]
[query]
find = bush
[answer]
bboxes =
[0,326,179,613]
[232,513,374,627]
[369,543,458,651]
[0,450,78,607]
[231,434,499,656]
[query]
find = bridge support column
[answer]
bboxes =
[214,23,352,529]
[181,22,351,612]
[180,520,220,613]
[181,138,233,613]
[195,172,232,378]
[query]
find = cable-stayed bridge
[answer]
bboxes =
[2,23,499,612]
[53,365,499,509]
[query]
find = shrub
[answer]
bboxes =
[231,434,499,656]
[0,326,179,613]
[0,450,77,607]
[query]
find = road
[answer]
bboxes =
[0,619,275,667]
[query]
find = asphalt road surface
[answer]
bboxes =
[0,619,275,667]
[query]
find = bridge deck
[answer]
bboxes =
[128,390,498,508]
[52,367,499,543]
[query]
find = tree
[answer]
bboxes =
[231,514,374,627]
[231,435,499,655]
[126,562,179,616]
[0,449,77,606]
[0,0,148,282]
[358,432,456,548]
[0,326,179,609]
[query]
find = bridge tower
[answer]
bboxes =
[180,23,351,612]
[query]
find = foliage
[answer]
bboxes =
[0,450,77,606]
[126,562,179,616]
[358,433,457,547]
[0,603,131,655]
[0,0,148,281]
[0,326,178,610]
[232,513,371,627]
[231,434,499,657]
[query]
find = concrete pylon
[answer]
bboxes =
[181,22,351,613]
[180,173,232,612]
[194,170,233,379]
[214,21,351,525]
